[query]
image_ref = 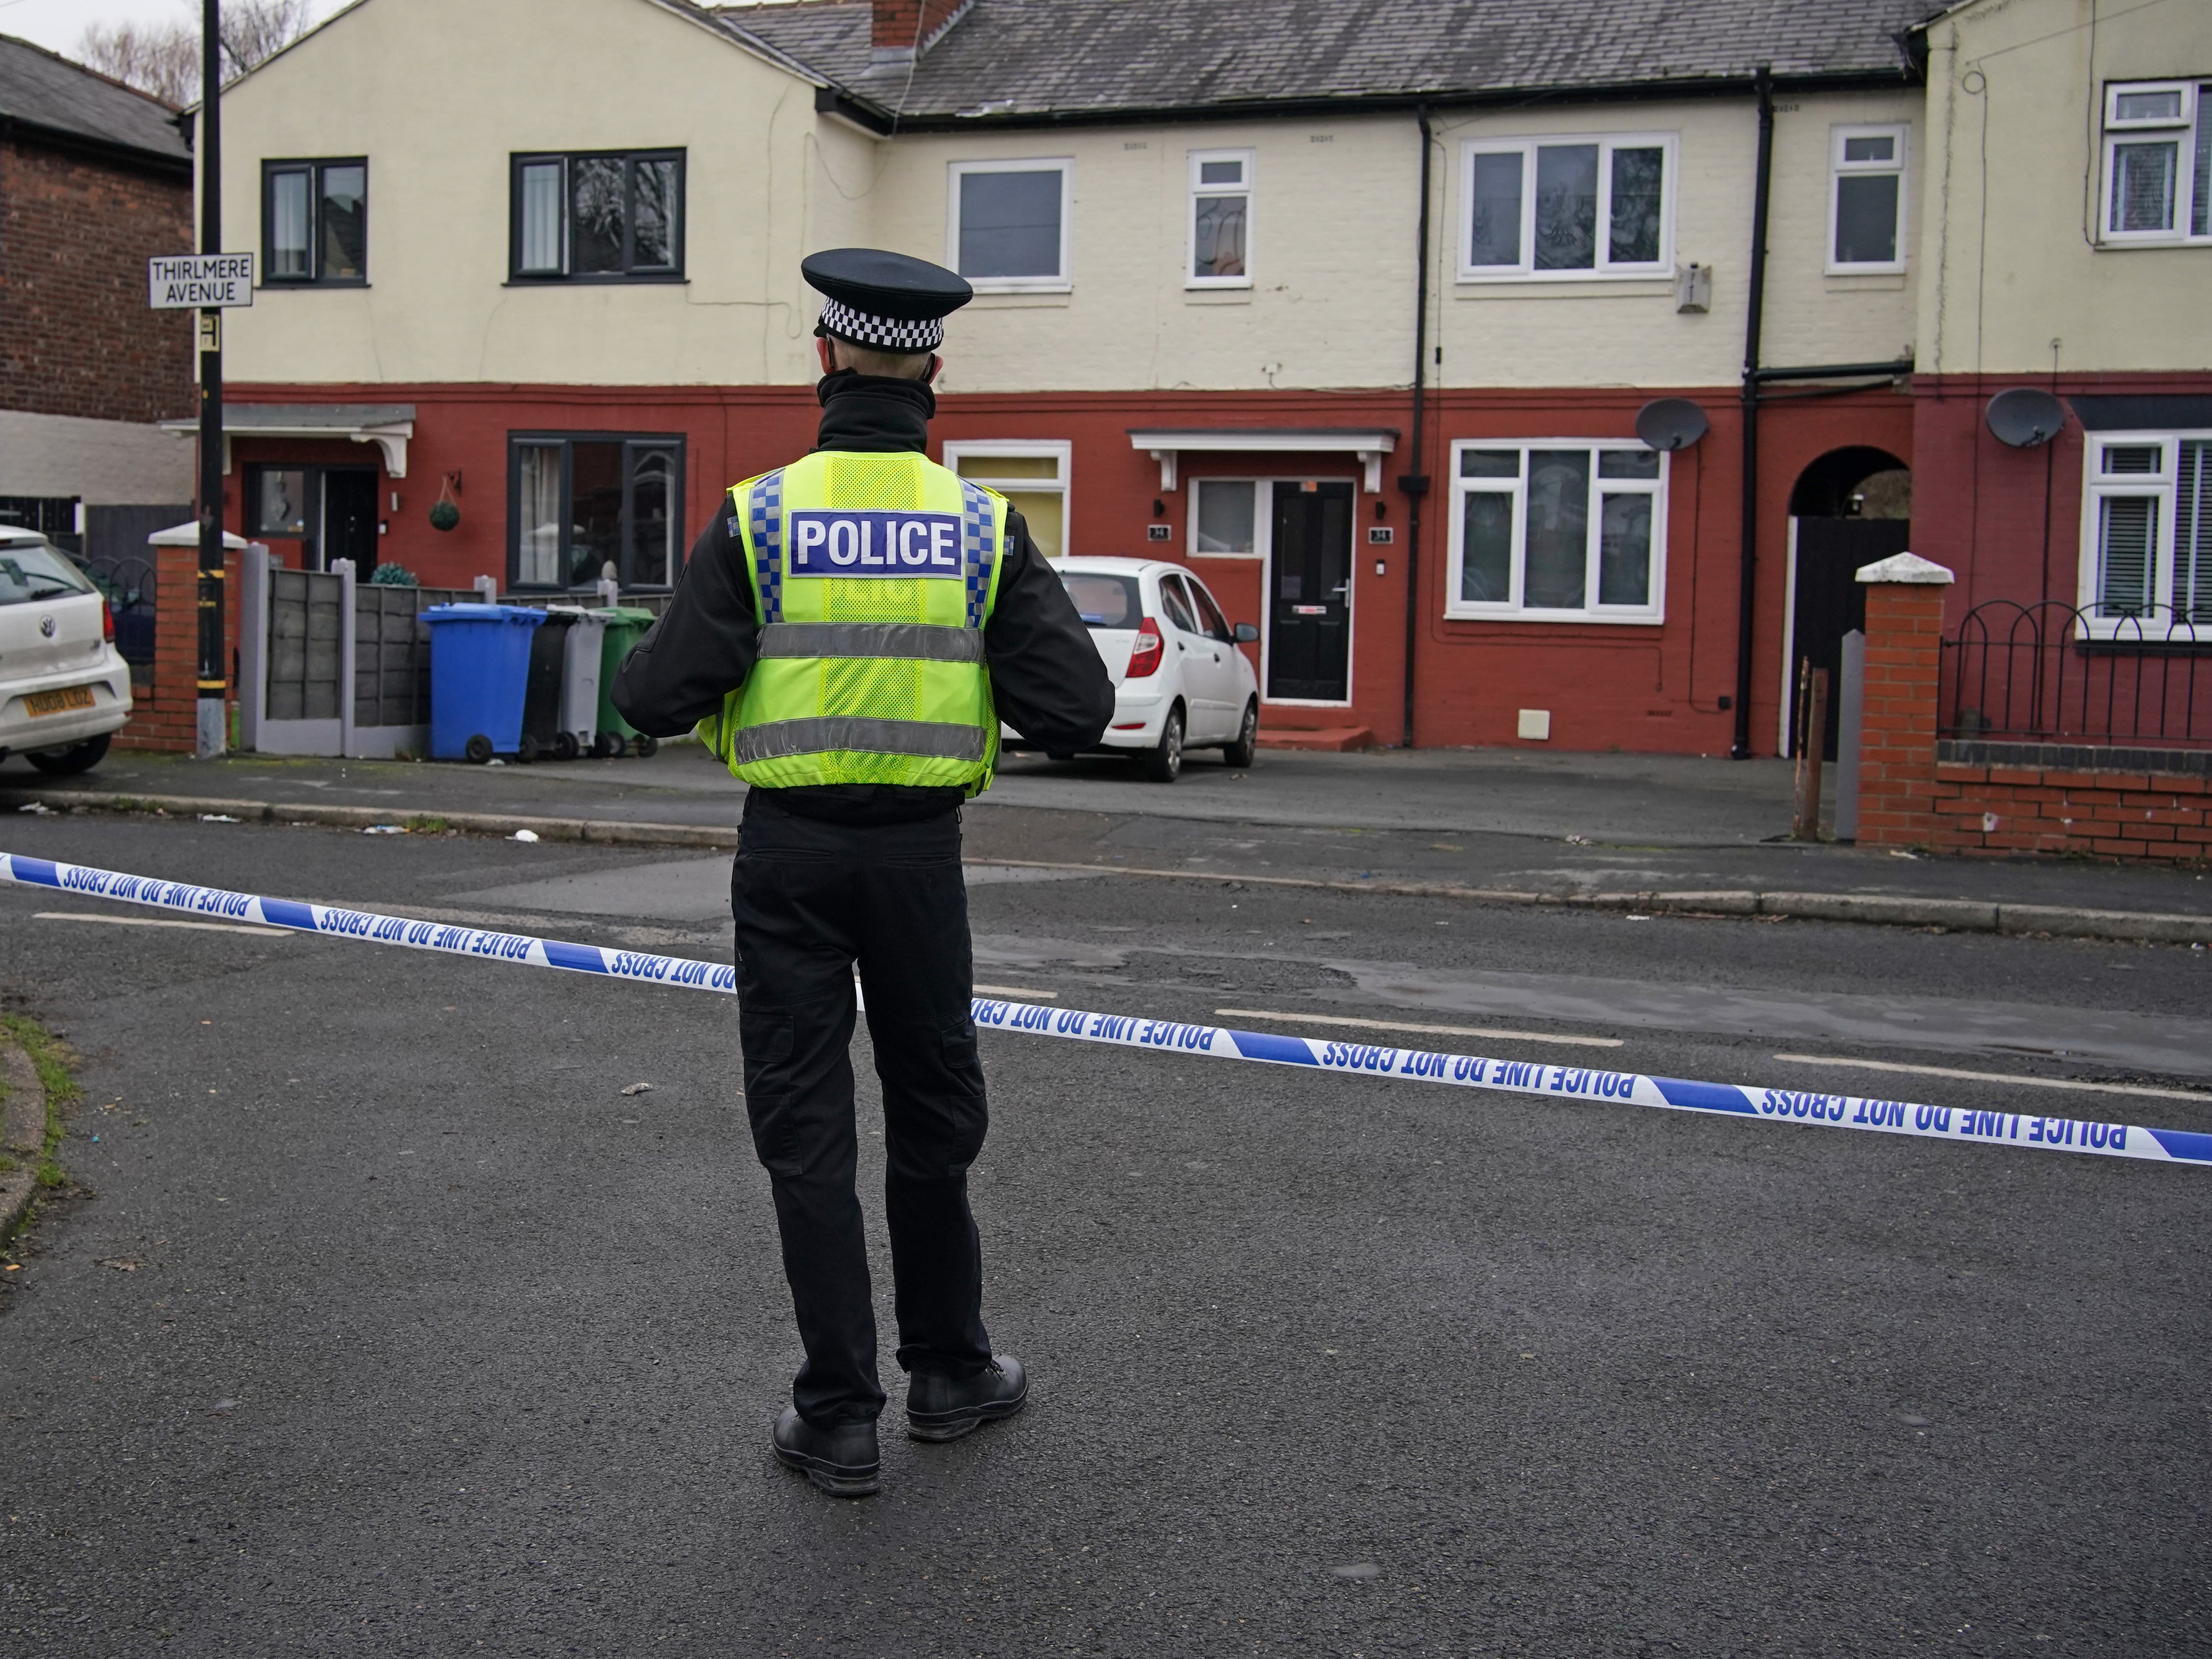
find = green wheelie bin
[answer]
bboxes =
[592,606,662,757]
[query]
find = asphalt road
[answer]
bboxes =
[2,816,2208,1657]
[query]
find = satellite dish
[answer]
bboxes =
[1986,387,2065,448]
[1635,397,1709,452]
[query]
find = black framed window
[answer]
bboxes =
[262,158,367,284]
[509,150,684,282]
[508,434,684,590]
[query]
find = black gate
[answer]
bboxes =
[1789,518,1907,758]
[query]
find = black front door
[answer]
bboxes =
[321,469,379,579]
[1789,517,1909,759]
[1267,481,1353,701]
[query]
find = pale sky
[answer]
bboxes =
[0,0,350,61]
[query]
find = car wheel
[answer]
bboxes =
[26,732,110,776]
[1223,699,1259,769]
[632,734,659,759]
[464,734,495,765]
[1141,706,1184,783]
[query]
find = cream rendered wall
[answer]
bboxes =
[875,116,1422,394]
[1917,0,2212,376]
[216,0,825,388]
[1433,92,1920,392]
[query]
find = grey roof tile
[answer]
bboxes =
[721,0,1932,121]
[0,32,192,162]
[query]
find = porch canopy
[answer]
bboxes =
[1128,428,1398,494]
[158,403,417,478]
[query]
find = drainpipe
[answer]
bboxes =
[1730,65,1774,760]
[1400,105,1434,749]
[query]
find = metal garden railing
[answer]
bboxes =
[1940,601,2211,751]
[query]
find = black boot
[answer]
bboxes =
[905,1354,1028,1442]
[771,1407,880,1497]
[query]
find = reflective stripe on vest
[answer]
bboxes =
[732,716,987,766]
[757,621,987,664]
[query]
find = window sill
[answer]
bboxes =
[1823,267,1907,286]
[1188,549,1262,559]
[969,290,1072,308]
[1453,275,1674,299]
[259,280,370,291]
[2094,236,2212,250]
[1442,609,1666,627]
[1184,288,1253,305]
[502,274,689,287]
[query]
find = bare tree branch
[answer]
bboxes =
[76,1,316,107]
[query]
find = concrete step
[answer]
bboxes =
[1258,725,1374,752]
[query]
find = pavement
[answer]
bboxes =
[6,741,2210,928]
[0,815,2209,1655]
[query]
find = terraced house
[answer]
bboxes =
[198,0,2208,757]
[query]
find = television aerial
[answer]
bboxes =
[1634,398,1710,452]
[1985,387,2066,448]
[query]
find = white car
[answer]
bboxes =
[1010,556,1261,782]
[0,528,133,775]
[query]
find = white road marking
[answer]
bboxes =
[1215,1008,1622,1049]
[35,911,289,938]
[1772,1053,2212,1105]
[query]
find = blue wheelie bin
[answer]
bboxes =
[423,604,544,762]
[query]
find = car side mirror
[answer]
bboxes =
[1233,622,1259,643]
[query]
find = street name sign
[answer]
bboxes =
[148,254,256,309]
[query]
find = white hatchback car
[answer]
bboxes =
[1012,556,1261,782]
[0,528,134,775]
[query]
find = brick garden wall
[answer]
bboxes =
[115,542,238,753]
[0,137,194,425]
[1929,758,2212,863]
[1854,571,2210,866]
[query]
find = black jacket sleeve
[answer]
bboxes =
[610,498,1113,752]
[985,508,1115,752]
[610,503,758,739]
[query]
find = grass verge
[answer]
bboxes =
[2,1013,79,1216]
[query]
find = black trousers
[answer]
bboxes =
[731,791,993,1425]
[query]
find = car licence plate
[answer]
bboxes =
[24,684,96,717]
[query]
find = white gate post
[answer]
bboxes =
[332,558,359,758]
[237,543,272,752]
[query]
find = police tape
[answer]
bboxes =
[0,852,738,995]
[6,851,2208,1169]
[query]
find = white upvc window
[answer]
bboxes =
[948,159,1073,292]
[1445,439,1666,622]
[1187,149,1253,288]
[2079,433,2212,628]
[1189,477,1262,557]
[2099,81,2212,245]
[1827,124,1908,272]
[1458,134,1675,281]
[942,439,1072,560]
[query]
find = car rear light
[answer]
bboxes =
[1125,617,1163,678]
[102,600,115,642]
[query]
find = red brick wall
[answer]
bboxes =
[222,378,1911,756]
[0,138,195,425]
[114,542,239,753]
[1929,764,2211,863]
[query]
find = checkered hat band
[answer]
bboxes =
[819,297,943,352]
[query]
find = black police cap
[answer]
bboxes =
[803,248,972,351]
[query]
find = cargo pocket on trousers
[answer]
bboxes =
[940,1018,986,1099]
[740,1014,799,1174]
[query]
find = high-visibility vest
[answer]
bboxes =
[699,449,1010,793]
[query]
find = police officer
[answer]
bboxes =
[612,248,1112,1499]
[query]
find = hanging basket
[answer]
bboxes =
[429,472,461,532]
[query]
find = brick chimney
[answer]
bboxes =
[872,0,969,60]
